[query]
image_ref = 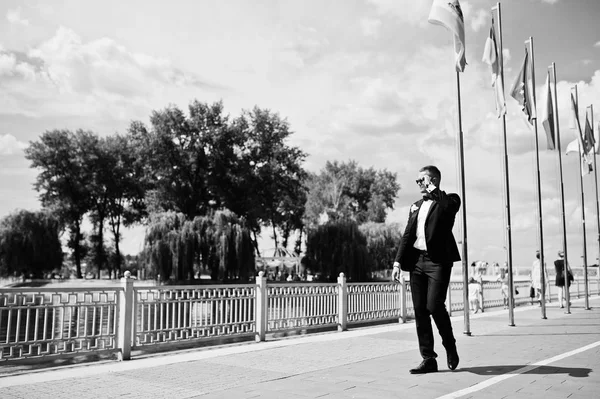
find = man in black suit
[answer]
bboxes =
[391,165,461,374]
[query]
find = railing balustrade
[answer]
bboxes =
[1,271,598,362]
[0,287,121,361]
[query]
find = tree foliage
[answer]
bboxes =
[25,129,93,278]
[143,211,255,283]
[304,160,400,228]
[304,220,372,282]
[0,210,63,278]
[26,129,146,279]
[230,107,308,251]
[130,101,308,254]
[358,222,403,271]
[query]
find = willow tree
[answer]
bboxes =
[0,210,63,278]
[144,210,254,282]
[144,212,187,282]
[211,210,255,281]
[304,220,372,282]
[358,222,403,271]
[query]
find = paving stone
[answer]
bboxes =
[0,299,598,399]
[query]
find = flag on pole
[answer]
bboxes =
[569,89,593,168]
[428,0,467,72]
[583,109,595,154]
[565,139,579,155]
[509,46,536,124]
[482,20,506,118]
[567,92,593,176]
[596,122,600,154]
[565,139,594,175]
[569,90,579,130]
[540,71,555,150]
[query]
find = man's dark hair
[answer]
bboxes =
[420,165,441,181]
[536,251,540,259]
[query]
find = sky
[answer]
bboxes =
[1,0,600,271]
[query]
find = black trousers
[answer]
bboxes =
[410,252,456,359]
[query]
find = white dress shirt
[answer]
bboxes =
[413,199,432,251]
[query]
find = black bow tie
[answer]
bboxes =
[423,193,434,201]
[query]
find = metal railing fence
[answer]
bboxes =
[1,270,598,362]
[0,287,121,361]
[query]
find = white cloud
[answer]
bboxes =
[0,26,214,121]
[6,8,29,26]
[277,26,329,69]
[0,134,28,155]
[366,0,431,27]
[0,53,17,75]
[594,41,600,48]
[360,18,382,37]
[471,9,488,32]
[540,0,560,4]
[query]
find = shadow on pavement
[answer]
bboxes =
[458,365,591,377]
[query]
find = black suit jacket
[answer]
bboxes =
[394,188,461,271]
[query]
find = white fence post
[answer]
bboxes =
[480,283,485,313]
[255,271,268,342]
[118,271,134,361]
[400,276,407,323]
[337,273,347,332]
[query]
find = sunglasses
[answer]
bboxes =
[416,176,435,185]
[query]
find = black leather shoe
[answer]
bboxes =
[409,358,438,374]
[447,350,460,371]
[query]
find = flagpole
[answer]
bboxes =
[581,104,593,309]
[495,3,517,325]
[550,63,570,314]
[574,135,589,310]
[527,36,547,319]
[593,118,600,293]
[455,70,471,336]
[573,85,589,311]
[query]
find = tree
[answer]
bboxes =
[143,211,255,283]
[130,101,308,256]
[77,131,110,278]
[358,222,403,271]
[304,160,400,227]
[128,105,212,219]
[103,134,146,278]
[230,107,308,252]
[304,220,372,282]
[25,129,94,278]
[144,212,186,282]
[0,210,63,278]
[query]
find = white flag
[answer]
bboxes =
[565,139,579,155]
[565,139,593,176]
[429,0,467,72]
[482,22,506,118]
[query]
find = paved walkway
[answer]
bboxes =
[1,297,599,399]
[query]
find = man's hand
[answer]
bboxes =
[392,263,401,282]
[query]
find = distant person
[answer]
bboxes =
[474,261,485,312]
[391,165,460,374]
[529,251,548,306]
[496,266,509,309]
[468,277,482,313]
[554,250,574,308]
